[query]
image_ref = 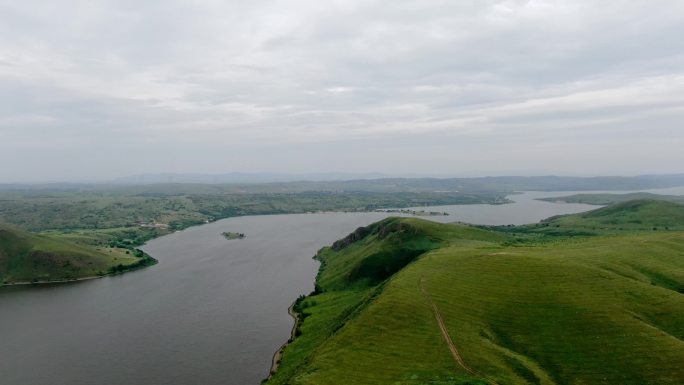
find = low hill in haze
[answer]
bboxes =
[540,192,684,206]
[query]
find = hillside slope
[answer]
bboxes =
[539,199,684,232]
[541,192,684,206]
[267,201,684,385]
[0,224,155,284]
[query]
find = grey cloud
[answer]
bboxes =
[0,0,683,181]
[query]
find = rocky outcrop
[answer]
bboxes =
[330,218,420,251]
[331,226,372,251]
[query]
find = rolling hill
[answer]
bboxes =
[540,192,684,206]
[267,201,684,385]
[0,224,156,285]
[539,199,684,232]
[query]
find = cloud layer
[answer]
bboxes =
[1,0,683,181]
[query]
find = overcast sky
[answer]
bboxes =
[1,0,683,182]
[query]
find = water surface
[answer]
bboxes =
[403,190,598,225]
[0,213,394,385]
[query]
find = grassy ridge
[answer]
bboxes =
[540,200,684,233]
[267,201,684,385]
[540,192,684,206]
[267,219,507,385]
[487,200,684,238]
[0,224,156,285]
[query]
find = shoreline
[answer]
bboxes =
[0,257,158,287]
[1,275,104,287]
[266,300,300,381]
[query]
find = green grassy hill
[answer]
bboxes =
[267,201,684,385]
[540,192,684,206]
[539,200,684,232]
[0,224,156,285]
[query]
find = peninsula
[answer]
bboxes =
[267,200,684,385]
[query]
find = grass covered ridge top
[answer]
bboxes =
[267,200,684,385]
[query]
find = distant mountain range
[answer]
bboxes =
[111,172,684,190]
[2,173,684,193]
[114,173,684,192]
[111,172,391,184]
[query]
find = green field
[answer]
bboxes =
[267,200,684,385]
[0,224,156,285]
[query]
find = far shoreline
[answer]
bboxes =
[0,254,158,287]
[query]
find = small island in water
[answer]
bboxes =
[222,231,246,240]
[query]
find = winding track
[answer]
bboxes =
[419,277,499,385]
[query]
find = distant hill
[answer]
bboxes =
[539,200,684,232]
[3,173,684,194]
[540,192,684,205]
[102,173,684,193]
[111,172,389,184]
[268,204,684,385]
[0,224,155,284]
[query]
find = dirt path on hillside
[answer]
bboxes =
[419,277,499,385]
[267,302,299,380]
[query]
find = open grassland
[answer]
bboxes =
[0,224,156,285]
[268,202,684,385]
[541,200,684,232]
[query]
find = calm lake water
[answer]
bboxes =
[1,188,682,385]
